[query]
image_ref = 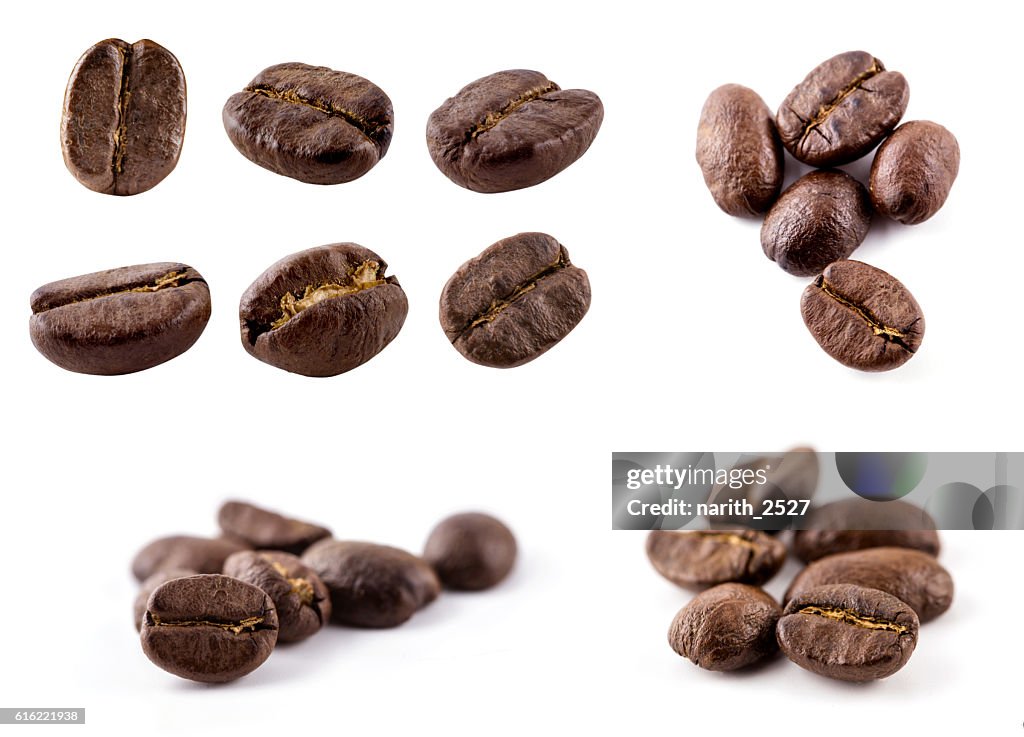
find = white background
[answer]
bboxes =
[1,0,1021,734]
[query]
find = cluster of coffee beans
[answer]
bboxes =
[646,503,953,682]
[132,501,517,683]
[697,50,960,372]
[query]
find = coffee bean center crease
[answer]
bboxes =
[111,43,133,180]
[148,614,271,635]
[33,271,199,313]
[466,82,559,141]
[269,260,385,331]
[796,60,882,148]
[798,605,909,633]
[814,275,918,352]
[246,85,386,142]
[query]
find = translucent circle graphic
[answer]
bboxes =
[835,452,927,501]
[925,482,988,530]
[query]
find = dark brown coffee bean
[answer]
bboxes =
[223,551,331,644]
[696,84,784,216]
[705,448,819,531]
[761,170,872,276]
[217,500,331,555]
[777,584,919,682]
[30,263,211,375]
[426,69,603,193]
[140,574,278,683]
[133,568,197,632]
[301,540,440,628]
[646,530,786,587]
[870,121,960,224]
[669,584,781,671]
[801,260,924,371]
[423,513,517,591]
[223,63,393,184]
[793,498,940,563]
[61,39,185,196]
[131,535,249,582]
[439,232,590,368]
[239,243,408,377]
[786,547,953,623]
[777,50,909,167]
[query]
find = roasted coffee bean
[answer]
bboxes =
[223,551,330,643]
[302,540,440,628]
[140,574,278,683]
[439,232,590,368]
[423,512,517,591]
[801,260,924,371]
[870,121,960,224]
[669,584,781,671]
[786,547,953,623]
[133,568,196,632]
[777,51,909,167]
[61,39,185,196]
[131,535,248,582]
[30,263,211,375]
[706,448,819,531]
[223,63,393,184]
[239,243,408,377]
[217,500,331,555]
[696,84,784,216]
[646,530,786,587]
[761,170,872,276]
[793,498,940,563]
[426,69,603,193]
[777,584,919,682]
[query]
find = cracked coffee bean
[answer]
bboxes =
[30,263,211,375]
[217,500,331,555]
[761,170,872,276]
[439,232,590,368]
[61,39,185,196]
[696,84,784,216]
[777,50,909,167]
[870,121,960,224]
[777,584,919,682]
[223,551,331,644]
[669,584,781,671]
[426,69,603,193]
[302,540,440,628]
[786,547,953,623]
[801,260,924,371]
[134,568,196,632]
[646,530,786,587]
[239,243,408,377]
[793,498,940,563]
[424,512,517,591]
[132,535,249,582]
[140,574,279,683]
[223,63,393,184]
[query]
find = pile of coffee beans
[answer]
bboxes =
[646,507,953,682]
[132,501,516,683]
[697,50,959,372]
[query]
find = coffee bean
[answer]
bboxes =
[668,583,781,671]
[696,84,784,216]
[777,584,919,682]
[786,547,953,623]
[777,50,909,167]
[439,232,590,368]
[646,530,786,587]
[131,535,248,582]
[705,448,819,531]
[239,243,408,377]
[140,574,278,683]
[61,39,185,196]
[426,69,603,193]
[423,513,517,591]
[223,551,331,644]
[793,498,940,563]
[217,500,331,555]
[761,170,872,276]
[30,263,211,375]
[801,260,924,371]
[133,568,197,632]
[301,540,440,628]
[223,63,393,184]
[870,121,960,224]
